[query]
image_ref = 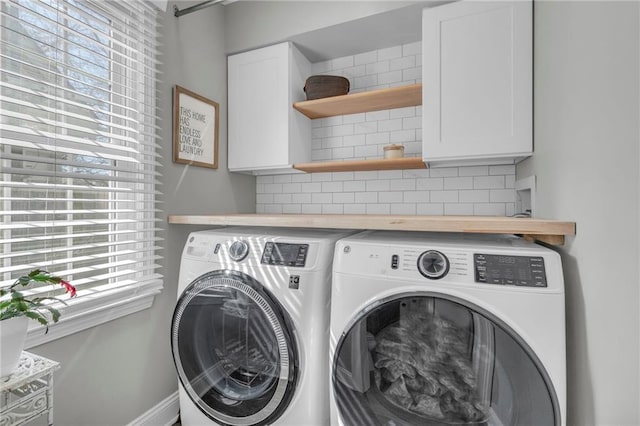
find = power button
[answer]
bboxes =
[391,254,399,269]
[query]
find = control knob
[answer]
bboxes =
[417,250,449,280]
[229,240,249,262]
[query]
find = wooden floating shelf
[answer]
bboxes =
[168,214,576,246]
[293,157,426,173]
[293,83,422,119]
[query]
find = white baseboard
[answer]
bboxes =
[128,390,179,426]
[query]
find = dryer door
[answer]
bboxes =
[333,294,560,426]
[172,270,297,426]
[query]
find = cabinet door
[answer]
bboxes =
[228,43,291,172]
[422,1,532,166]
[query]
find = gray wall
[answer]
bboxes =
[28,2,256,424]
[518,1,639,424]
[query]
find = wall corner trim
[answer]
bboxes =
[127,390,179,426]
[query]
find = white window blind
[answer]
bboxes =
[0,0,162,345]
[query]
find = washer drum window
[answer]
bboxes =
[172,270,298,426]
[333,294,560,426]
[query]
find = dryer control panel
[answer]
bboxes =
[474,254,546,287]
[261,242,309,267]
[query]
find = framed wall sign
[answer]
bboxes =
[173,85,219,168]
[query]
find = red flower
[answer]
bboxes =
[60,280,77,298]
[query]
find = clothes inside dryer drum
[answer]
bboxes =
[333,295,558,426]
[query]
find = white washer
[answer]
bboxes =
[330,231,566,426]
[172,227,354,426]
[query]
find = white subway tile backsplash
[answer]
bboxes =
[332,55,354,70]
[474,203,506,216]
[402,67,421,82]
[489,165,516,175]
[264,183,283,193]
[322,204,344,214]
[354,144,378,158]
[367,204,391,214]
[355,51,377,65]
[282,183,302,193]
[312,193,333,204]
[391,203,417,215]
[282,204,302,214]
[404,191,430,203]
[459,190,490,203]
[378,170,403,179]
[301,182,322,193]
[354,122,378,134]
[366,60,390,75]
[431,191,459,203]
[302,204,322,214]
[274,193,292,204]
[257,194,274,204]
[402,41,421,56]
[365,132,390,145]
[344,204,366,214]
[264,204,283,214]
[354,74,378,89]
[343,113,366,124]
[390,179,416,191]
[379,70,403,85]
[312,173,332,182]
[255,42,517,218]
[390,56,416,71]
[458,166,489,177]
[322,181,343,192]
[343,135,366,147]
[332,147,354,159]
[429,167,459,178]
[416,178,444,191]
[445,203,474,215]
[333,192,355,204]
[417,203,444,215]
[378,46,402,60]
[366,110,390,122]
[379,192,403,203]
[333,124,355,137]
[355,192,378,203]
[490,189,516,203]
[444,177,474,190]
[474,176,506,189]
[291,174,312,183]
[322,137,343,149]
[343,180,366,192]
[292,193,312,204]
[402,116,421,129]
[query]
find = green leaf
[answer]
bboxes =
[24,310,48,326]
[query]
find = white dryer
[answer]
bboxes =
[172,227,353,426]
[330,231,566,426]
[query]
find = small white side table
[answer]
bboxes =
[0,351,60,426]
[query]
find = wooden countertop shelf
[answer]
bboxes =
[293,83,422,119]
[293,157,426,173]
[167,214,576,246]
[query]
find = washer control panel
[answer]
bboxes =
[474,254,547,287]
[261,242,309,267]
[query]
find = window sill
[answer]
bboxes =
[25,279,163,348]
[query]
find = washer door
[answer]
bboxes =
[172,270,298,426]
[333,294,560,426]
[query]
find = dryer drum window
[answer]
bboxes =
[172,270,298,426]
[333,294,560,426]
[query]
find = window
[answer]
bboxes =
[0,0,162,346]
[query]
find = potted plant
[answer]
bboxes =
[0,269,76,377]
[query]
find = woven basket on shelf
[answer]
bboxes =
[303,75,350,100]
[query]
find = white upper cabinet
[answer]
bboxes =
[422,1,532,167]
[228,42,311,174]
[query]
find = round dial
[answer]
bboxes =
[228,240,249,262]
[417,250,450,280]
